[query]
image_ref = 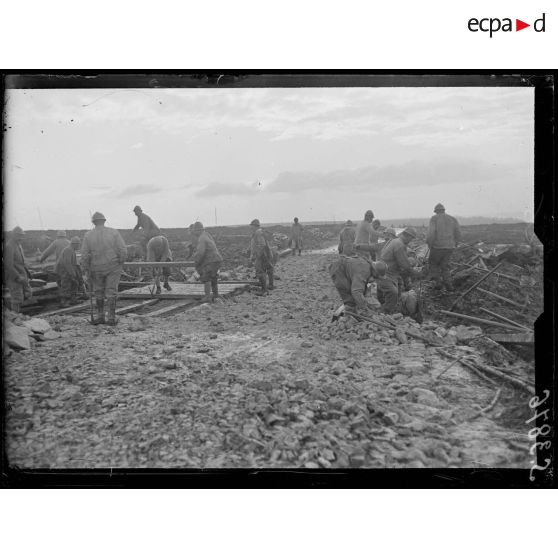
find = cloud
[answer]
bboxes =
[130,142,143,149]
[265,158,512,193]
[196,181,259,197]
[113,184,162,198]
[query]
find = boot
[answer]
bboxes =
[156,285,162,295]
[163,279,172,291]
[211,280,220,301]
[200,282,213,303]
[91,298,105,325]
[267,271,275,290]
[256,274,268,296]
[106,297,118,326]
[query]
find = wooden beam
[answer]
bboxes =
[475,287,525,309]
[116,299,159,315]
[36,301,90,317]
[480,308,533,332]
[439,309,528,332]
[143,301,198,318]
[450,262,504,311]
[122,261,195,268]
[118,293,203,300]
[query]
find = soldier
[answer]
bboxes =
[4,226,32,314]
[190,222,223,303]
[81,212,127,326]
[290,217,304,256]
[249,218,275,296]
[39,230,71,263]
[354,209,380,261]
[338,220,356,256]
[426,203,461,290]
[146,235,173,294]
[133,205,161,258]
[377,227,422,314]
[329,253,385,314]
[55,236,84,307]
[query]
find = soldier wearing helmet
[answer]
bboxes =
[190,222,223,302]
[146,235,173,295]
[338,219,356,256]
[81,212,127,325]
[55,236,85,307]
[377,226,422,314]
[329,252,386,314]
[4,226,33,313]
[39,229,71,263]
[249,218,276,295]
[290,217,304,256]
[426,203,461,290]
[132,205,161,258]
[354,209,381,261]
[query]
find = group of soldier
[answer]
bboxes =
[330,203,461,321]
[4,202,460,326]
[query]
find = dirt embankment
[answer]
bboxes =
[5,247,535,469]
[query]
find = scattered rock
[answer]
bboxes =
[23,318,52,334]
[5,324,31,350]
[412,388,439,407]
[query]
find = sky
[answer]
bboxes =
[3,86,534,230]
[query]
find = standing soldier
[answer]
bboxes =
[190,222,223,303]
[39,230,71,263]
[426,203,461,290]
[4,226,32,314]
[249,218,275,296]
[133,205,161,258]
[377,227,421,314]
[55,236,83,307]
[146,235,173,294]
[81,212,127,326]
[338,220,356,256]
[290,217,304,256]
[354,210,379,260]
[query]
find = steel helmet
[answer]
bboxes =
[70,236,81,245]
[372,219,381,229]
[434,203,445,212]
[12,226,25,237]
[345,220,354,226]
[191,221,204,232]
[133,205,142,212]
[385,227,396,238]
[57,230,67,237]
[372,261,387,276]
[402,226,417,239]
[364,210,374,219]
[250,219,260,227]
[294,217,299,222]
[91,211,106,222]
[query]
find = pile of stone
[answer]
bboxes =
[3,309,60,352]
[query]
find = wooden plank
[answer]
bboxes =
[439,309,528,332]
[475,287,525,309]
[143,301,199,317]
[122,261,195,268]
[480,308,533,332]
[116,299,159,315]
[450,262,505,311]
[489,333,535,345]
[36,301,90,317]
[119,293,202,300]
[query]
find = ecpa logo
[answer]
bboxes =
[468,13,546,37]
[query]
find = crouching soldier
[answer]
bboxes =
[249,219,276,296]
[55,236,84,307]
[81,212,127,326]
[146,235,173,294]
[190,221,223,303]
[377,227,422,315]
[329,253,385,314]
[4,226,33,314]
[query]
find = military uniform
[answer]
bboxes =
[291,221,303,254]
[193,230,223,299]
[354,219,380,261]
[250,226,275,293]
[39,237,71,263]
[338,224,356,256]
[426,208,461,288]
[329,254,377,312]
[133,211,161,255]
[146,235,173,291]
[55,244,82,306]
[4,234,32,311]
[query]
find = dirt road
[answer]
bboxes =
[5,249,533,469]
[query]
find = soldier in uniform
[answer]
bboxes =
[290,217,304,256]
[55,236,84,307]
[377,227,422,314]
[338,220,356,256]
[133,205,161,258]
[190,222,223,302]
[354,210,380,261]
[4,226,32,314]
[249,218,275,296]
[426,203,461,290]
[81,212,127,326]
[39,230,71,263]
